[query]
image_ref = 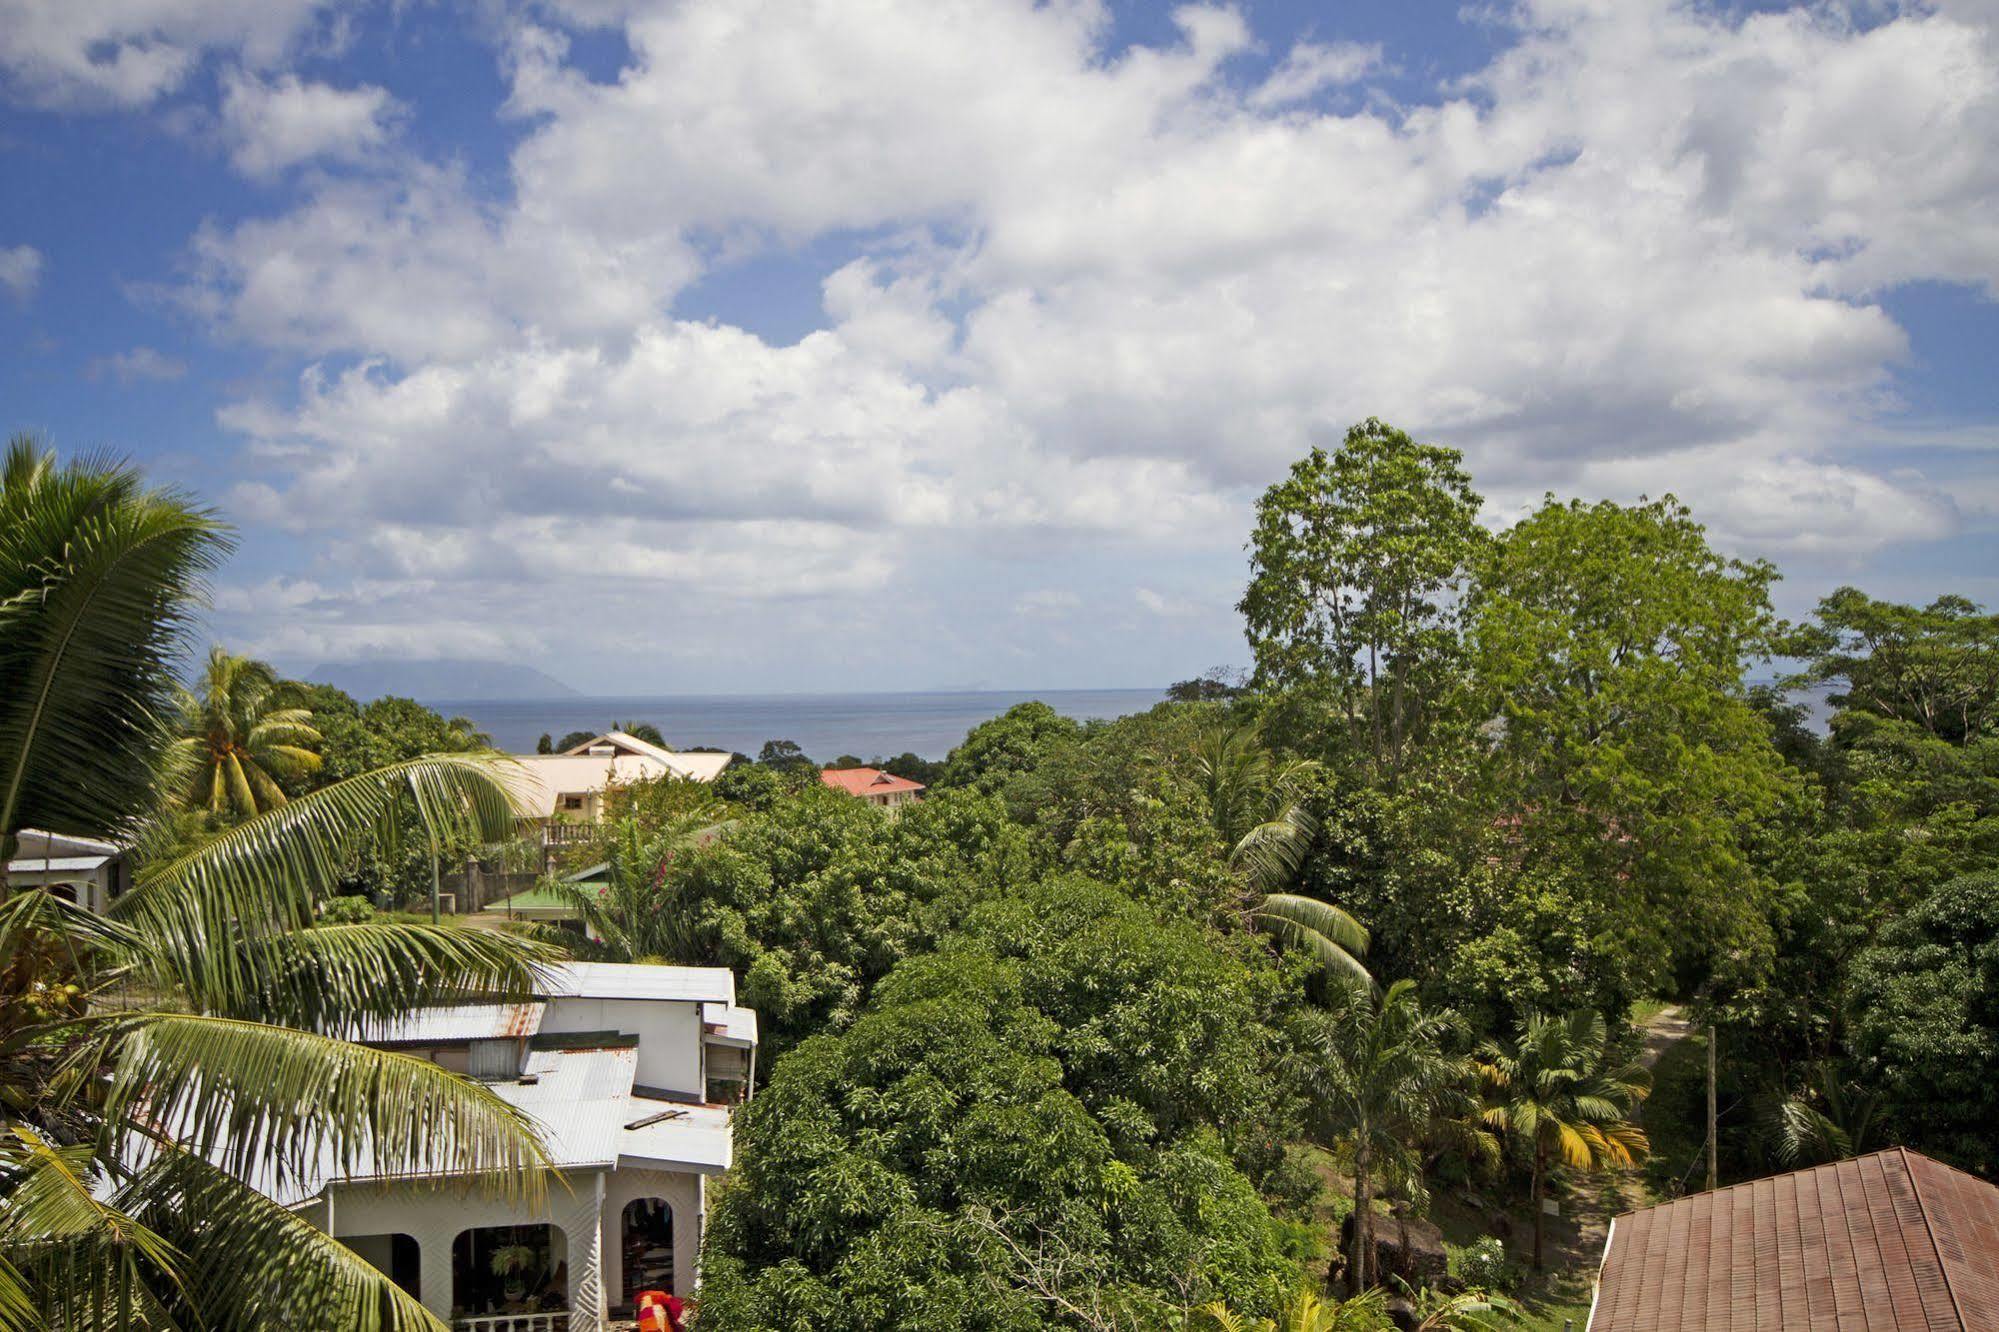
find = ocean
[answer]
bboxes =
[430,688,1169,761]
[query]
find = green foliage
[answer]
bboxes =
[319,893,377,925]
[174,647,323,819]
[1468,495,1799,999]
[0,435,228,854]
[701,943,1301,1330]
[1291,979,1473,1288]
[1,442,552,1330]
[1847,870,1999,1175]
[1475,1010,1648,1268]
[649,789,1039,1058]
[1448,1236,1520,1294]
[1240,419,1484,780]
[940,702,1083,793]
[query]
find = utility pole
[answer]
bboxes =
[1706,1024,1719,1192]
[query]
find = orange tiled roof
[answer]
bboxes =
[818,767,925,796]
[1589,1147,1999,1331]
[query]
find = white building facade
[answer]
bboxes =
[282,963,757,1331]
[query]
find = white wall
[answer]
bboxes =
[538,998,703,1096]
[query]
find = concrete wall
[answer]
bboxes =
[538,998,703,1096]
[323,1164,707,1326]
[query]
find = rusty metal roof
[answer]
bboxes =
[344,1001,545,1045]
[1589,1147,1999,1331]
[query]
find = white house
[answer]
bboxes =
[514,734,733,859]
[5,829,129,913]
[270,961,757,1331]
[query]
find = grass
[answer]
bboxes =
[1627,996,1673,1026]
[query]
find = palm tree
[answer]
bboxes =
[174,646,323,818]
[1761,1059,1884,1168]
[1293,978,1474,1291]
[1475,1009,1650,1269]
[1192,719,1371,985]
[2,437,558,1328]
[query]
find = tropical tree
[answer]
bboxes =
[1194,719,1371,986]
[1475,1009,1650,1268]
[1239,418,1486,781]
[548,789,729,962]
[174,646,323,818]
[1,438,557,1329]
[1292,978,1473,1291]
[1199,1283,1521,1331]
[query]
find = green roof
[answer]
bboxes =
[487,886,583,914]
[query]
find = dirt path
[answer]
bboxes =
[1638,1004,1691,1071]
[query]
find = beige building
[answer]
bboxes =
[5,829,129,913]
[514,732,733,855]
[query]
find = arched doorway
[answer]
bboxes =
[452,1223,566,1319]
[620,1198,674,1300]
[342,1232,420,1298]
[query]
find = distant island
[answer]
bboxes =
[304,658,580,701]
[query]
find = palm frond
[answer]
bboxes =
[101,1013,549,1200]
[115,754,528,1009]
[1232,805,1319,894]
[0,443,228,844]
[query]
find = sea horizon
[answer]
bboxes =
[430,687,1169,761]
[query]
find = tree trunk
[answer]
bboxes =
[1531,1141,1546,1270]
[1350,1149,1373,1294]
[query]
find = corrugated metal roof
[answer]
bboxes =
[346,1002,545,1045]
[6,855,112,874]
[538,961,736,1005]
[701,1001,758,1047]
[620,1100,733,1173]
[1589,1147,1999,1330]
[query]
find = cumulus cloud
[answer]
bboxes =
[0,0,338,107]
[0,244,43,300]
[87,347,188,382]
[219,69,400,176]
[167,0,1999,679]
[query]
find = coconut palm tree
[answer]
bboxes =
[1192,719,1371,985]
[1,437,558,1329]
[175,646,323,818]
[1293,978,1475,1292]
[548,795,727,963]
[1475,1009,1650,1269]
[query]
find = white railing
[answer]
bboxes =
[453,1314,568,1332]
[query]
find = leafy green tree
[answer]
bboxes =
[1240,419,1485,780]
[1792,588,1999,745]
[700,949,1299,1330]
[174,646,322,818]
[940,702,1083,792]
[553,729,597,753]
[1846,870,1999,1175]
[712,760,796,810]
[1468,495,1800,997]
[1475,1010,1648,1268]
[535,733,554,754]
[0,437,553,1328]
[1292,979,1472,1290]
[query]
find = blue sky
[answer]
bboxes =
[3,0,1997,694]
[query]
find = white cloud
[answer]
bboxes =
[1249,41,1383,107]
[87,346,188,382]
[0,244,42,300]
[219,69,400,176]
[168,0,1999,680]
[0,0,338,107]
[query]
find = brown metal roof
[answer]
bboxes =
[1589,1148,1999,1331]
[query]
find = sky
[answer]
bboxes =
[2,0,1997,695]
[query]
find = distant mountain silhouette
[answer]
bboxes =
[304,659,580,702]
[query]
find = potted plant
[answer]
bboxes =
[491,1243,541,1306]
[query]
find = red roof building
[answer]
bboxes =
[818,767,925,809]
[1588,1147,1999,1331]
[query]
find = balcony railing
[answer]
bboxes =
[542,822,597,845]
[453,1314,568,1332]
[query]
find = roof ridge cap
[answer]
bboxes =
[1898,1146,1969,1331]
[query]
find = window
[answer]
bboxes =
[561,794,585,812]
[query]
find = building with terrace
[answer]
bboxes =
[271,961,757,1332]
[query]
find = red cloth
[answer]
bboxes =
[635,1290,686,1332]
